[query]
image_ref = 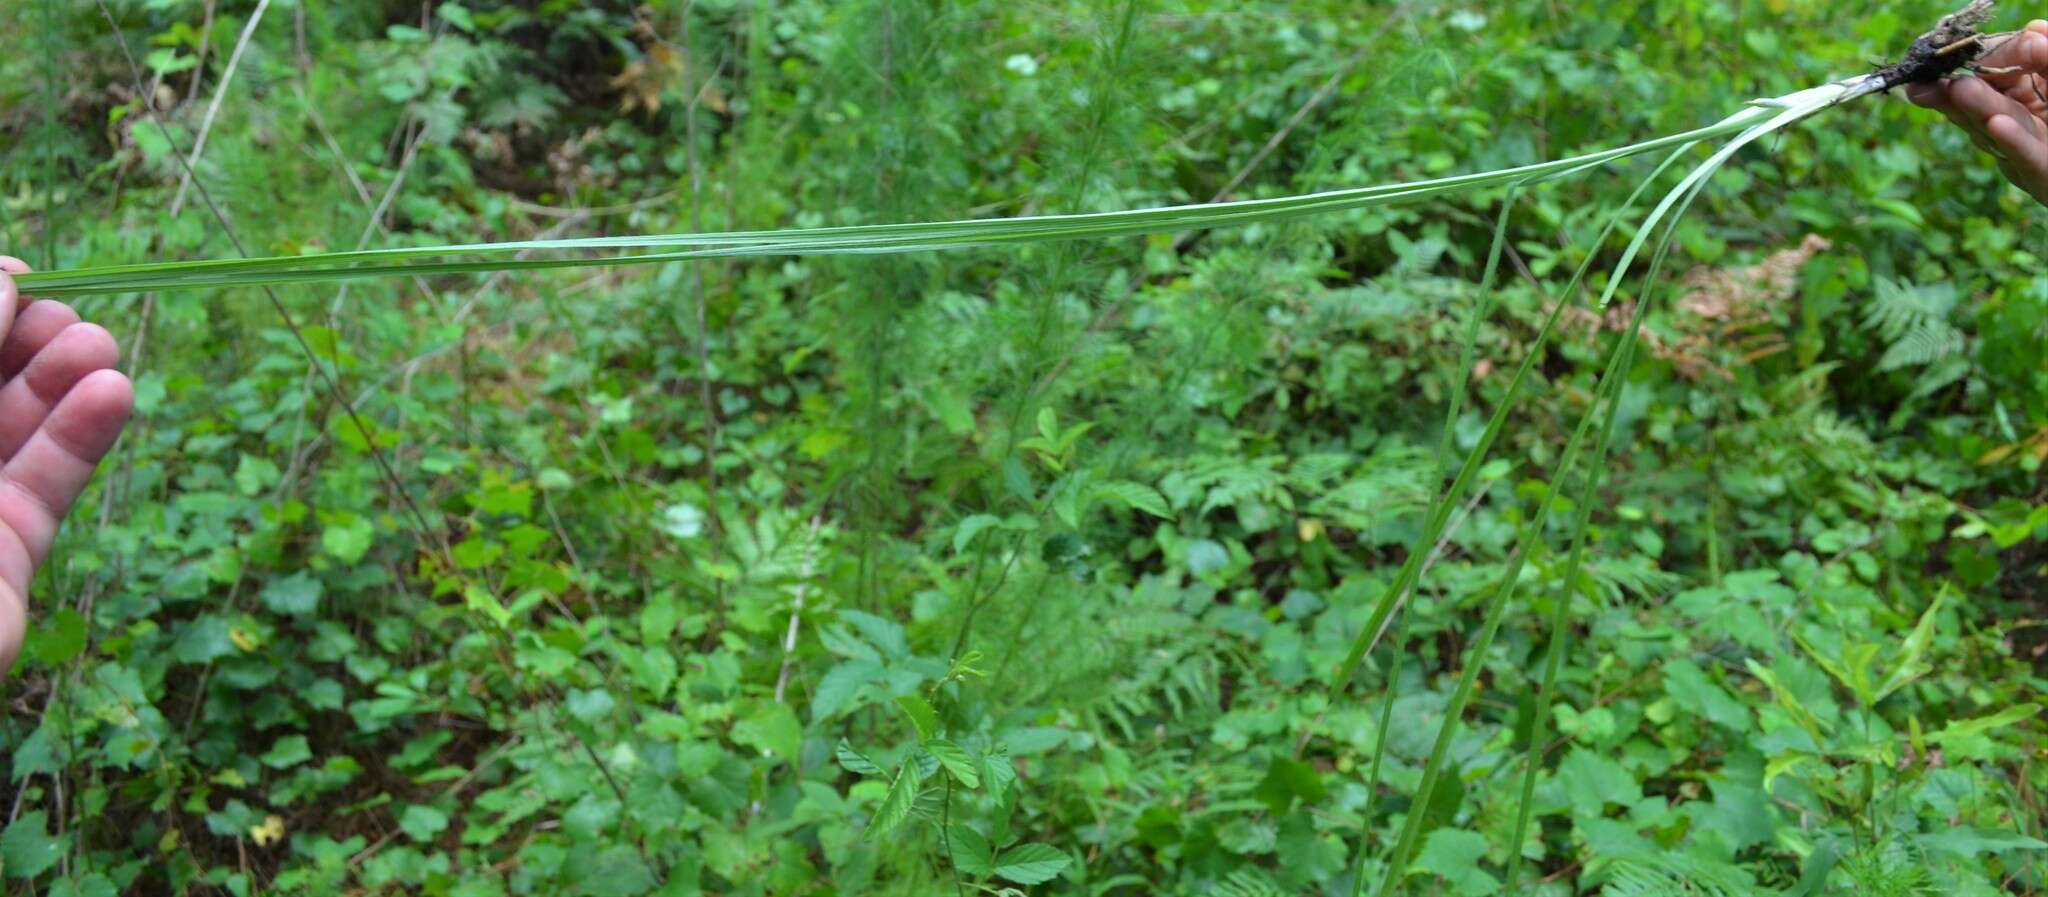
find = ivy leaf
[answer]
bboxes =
[1,810,61,880]
[992,843,1070,885]
[866,759,921,840]
[925,739,980,788]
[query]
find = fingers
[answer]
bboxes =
[2,301,85,378]
[1947,75,2034,128]
[0,259,20,362]
[0,322,119,461]
[1977,28,2048,74]
[1907,82,1951,110]
[1986,113,2048,201]
[0,579,20,676]
[0,369,134,571]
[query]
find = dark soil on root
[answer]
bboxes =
[1877,0,1999,90]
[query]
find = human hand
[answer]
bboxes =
[0,257,134,675]
[1908,20,2048,204]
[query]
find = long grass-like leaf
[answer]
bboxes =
[1347,182,1520,896]
[14,101,1826,298]
[1372,88,1797,891]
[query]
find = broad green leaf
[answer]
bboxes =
[732,701,803,763]
[835,740,883,776]
[982,742,1018,797]
[926,739,980,788]
[1663,660,1752,732]
[260,735,312,769]
[1255,756,1327,814]
[895,694,939,742]
[1557,748,1641,819]
[260,573,324,617]
[47,873,117,897]
[24,609,87,667]
[398,806,448,842]
[867,760,920,840]
[1,811,61,880]
[565,688,617,722]
[953,514,1002,554]
[1411,829,1498,897]
[577,846,654,897]
[949,824,993,876]
[992,843,1070,885]
[1091,480,1171,518]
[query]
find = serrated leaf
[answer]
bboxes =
[1092,480,1171,518]
[867,759,921,839]
[895,694,939,742]
[926,739,980,788]
[1,811,60,879]
[982,742,1018,797]
[992,843,1070,885]
[1557,747,1640,820]
[1411,829,1497,896]
[835,740,884,776]
[812,659,882,720]
[24,609,87,667]
[950,824,993,876]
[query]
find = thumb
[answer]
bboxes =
[0,256,26,352]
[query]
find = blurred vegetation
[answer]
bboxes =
[1,0,2045,895]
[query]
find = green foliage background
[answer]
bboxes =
[2,0,2045,894]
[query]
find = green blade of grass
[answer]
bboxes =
[1328,141,1699,694]
[15,104,1802,298]
[1373,109,1763,894]
[1346,181,1521,896]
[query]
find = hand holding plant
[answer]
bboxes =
[1909,19,2048,203]
[0,257,133,674]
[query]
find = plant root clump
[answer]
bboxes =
[1877,0,2001,90]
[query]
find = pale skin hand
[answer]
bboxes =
[1907,20,2048,204]
[0,257,135,675]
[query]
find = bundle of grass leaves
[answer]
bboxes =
[12,3,2018,893]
